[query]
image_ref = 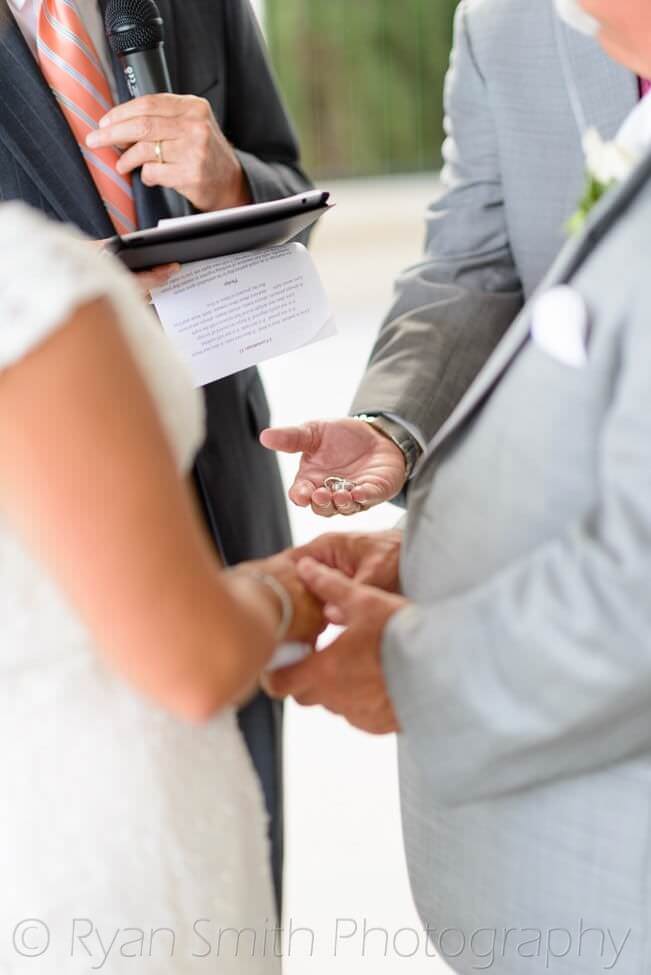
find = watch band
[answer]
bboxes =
[354,413,422,479]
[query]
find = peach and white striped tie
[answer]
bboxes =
[37,0,137,235]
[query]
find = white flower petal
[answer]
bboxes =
[583,128,636,185]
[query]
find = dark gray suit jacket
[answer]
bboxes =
[0,0,311,909]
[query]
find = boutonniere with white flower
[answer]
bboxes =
[566,128,639,236]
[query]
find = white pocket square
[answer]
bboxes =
[531,286,590,368]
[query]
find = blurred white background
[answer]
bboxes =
[260,174,450,974]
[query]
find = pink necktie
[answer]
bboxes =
[37,0,138,235]
[640,77,651,99]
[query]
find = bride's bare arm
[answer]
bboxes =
[0,298,321,720]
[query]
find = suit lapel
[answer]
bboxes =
[416,146,651,473]
[0,3,113,236]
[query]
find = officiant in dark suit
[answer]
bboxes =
[0,0,311,907]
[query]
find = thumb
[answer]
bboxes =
[136,264,181,294]
[297,557,360,624]
[260,424,319,455]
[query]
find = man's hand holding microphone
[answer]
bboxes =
[88,93,251,213]
[91,0,251,295]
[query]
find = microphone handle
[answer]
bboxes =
[118,48,191,220]
[119,48,172,98]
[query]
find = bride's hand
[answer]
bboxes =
[229,554,326,646]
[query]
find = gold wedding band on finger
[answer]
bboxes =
[154,140,165,165]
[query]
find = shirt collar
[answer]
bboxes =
[616,90,651,160]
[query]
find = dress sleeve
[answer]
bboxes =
[0,204,119,371]
[0,203,205,473]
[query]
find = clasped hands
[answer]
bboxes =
[234,530,406,735]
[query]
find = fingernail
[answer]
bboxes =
[99,115,110,128]
[86,131,99,147]
[312,492,331,507]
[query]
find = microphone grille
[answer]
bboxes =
[104,0,165,56]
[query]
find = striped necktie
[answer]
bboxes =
[37,0,138,235]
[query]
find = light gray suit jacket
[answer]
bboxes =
[382,83,651,975]
[351,0,637,443]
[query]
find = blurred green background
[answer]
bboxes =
[265,0,459,179]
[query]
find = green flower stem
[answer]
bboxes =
[566,173,614,236]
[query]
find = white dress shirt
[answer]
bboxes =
[616,87,651,158]
[8,0,119,103]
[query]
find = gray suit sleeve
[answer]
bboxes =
[351,0,523,443]
[383,289,651,804]
[223,0,313,203]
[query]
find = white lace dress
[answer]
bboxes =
[0,205,279,974]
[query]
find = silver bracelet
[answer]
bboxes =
[248,572,294,644]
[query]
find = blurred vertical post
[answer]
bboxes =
[265,0,458,180]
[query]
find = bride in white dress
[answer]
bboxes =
[0,204,319,974]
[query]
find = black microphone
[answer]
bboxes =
[105,0,171,98]
[104,0,190,218]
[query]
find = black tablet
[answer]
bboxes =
[105,190,332,271]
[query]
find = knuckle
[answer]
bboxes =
[185,95,209,119]
[196,96,211,118]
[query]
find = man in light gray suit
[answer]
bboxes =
[263,0,651,970]
[262,0,639,523]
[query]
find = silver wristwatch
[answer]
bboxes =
[354,413,422,479]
